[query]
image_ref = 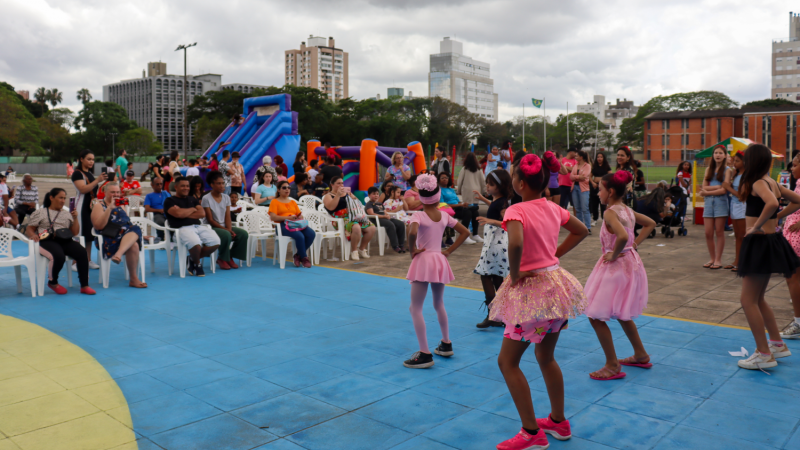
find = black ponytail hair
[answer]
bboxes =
[43,188,66,208]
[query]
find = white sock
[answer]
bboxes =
[795,317,800,325]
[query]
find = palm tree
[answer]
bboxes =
[76,88,92,105]
[48,88,63,108]
[34,87,48,115]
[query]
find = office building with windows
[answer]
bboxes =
[577,95,639,139]
[772,12,800,102]
[429,37,498,120]
[285,36,349,101]
[103,62,268,153]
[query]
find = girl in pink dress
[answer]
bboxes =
[584,171,656,381]
[777,152,800,339]
[403,174,470,369]
[491,152,589,450]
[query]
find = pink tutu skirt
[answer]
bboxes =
[407,252,455,284]
[489,265,587,325]
[583,250,648,321]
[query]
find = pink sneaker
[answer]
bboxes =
[496,427,549,450]
[536,415,571,440]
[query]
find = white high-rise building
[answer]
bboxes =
[771,12,800,102]
[429,37,498,120]
[103,62,268,153]
[577,95,638,139]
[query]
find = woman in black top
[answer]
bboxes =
[590,152,611,222]
[472,168,513,329]
[292,152,307,178]
[189,176,205,203]
[71,150,106,268]
[634,160,647,198]
[616,146,637,206]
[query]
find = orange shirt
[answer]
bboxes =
[268,199,301,217]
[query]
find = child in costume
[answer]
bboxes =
[584,171,656,380]
[403,174,470,369]
[491,152,589,450]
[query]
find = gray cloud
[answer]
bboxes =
[0,0,786,123]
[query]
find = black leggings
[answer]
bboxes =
[481,275,504,305]
[38,239,90,287]
[589,185,606,221]
[452,205,479,234]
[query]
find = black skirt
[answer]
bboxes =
[738,232,800,278]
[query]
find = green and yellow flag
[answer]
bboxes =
[531,98,543,108]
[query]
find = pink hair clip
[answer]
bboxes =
[519,154,542,176]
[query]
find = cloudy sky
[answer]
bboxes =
[2,0,793,122]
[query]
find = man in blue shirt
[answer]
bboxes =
[144,177,171,239]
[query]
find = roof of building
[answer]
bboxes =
[645,105,800,120]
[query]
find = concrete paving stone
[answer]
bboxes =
[666,307,736,323]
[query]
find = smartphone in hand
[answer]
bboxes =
[69,197,76,212]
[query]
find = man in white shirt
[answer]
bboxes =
[186,159,200,177]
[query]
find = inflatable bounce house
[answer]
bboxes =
[201,93,426,194]
[307,139,427,193]
[202,94,301,182]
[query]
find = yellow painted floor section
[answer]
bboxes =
[0,315,136,450]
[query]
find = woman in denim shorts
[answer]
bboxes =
[700,145,731,270]
[724,152,746,272]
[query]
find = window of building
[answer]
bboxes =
[666,135,670,145]
[661,135,665,145]
[647,135,651,146]
[701,134,705,146]
[701,118,705,129]
[647,120,651,130]
[717,119,722,142]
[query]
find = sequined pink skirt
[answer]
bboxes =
[489,265,587,325]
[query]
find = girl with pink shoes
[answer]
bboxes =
[491,153,589,450]
[403,174,470,369]
[583,171,656,381]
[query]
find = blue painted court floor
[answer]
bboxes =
[2,244,800,450]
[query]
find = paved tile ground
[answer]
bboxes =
[1,246,800,449]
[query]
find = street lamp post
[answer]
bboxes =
[110,132,118,160]
[175,42,197,160]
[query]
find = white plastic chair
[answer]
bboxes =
[367,214,388,256]
[237,211,275,267]
[91,229,144,288]
[130,217,171,282]
[164,220,217,278]
[6,173,16,182]
[237,200,255,212]
[36,236,84,296]
[126,196,145,217]
[306,211,347,264]
[298,195,322,212]
[315,204,349,261]
[272,219,297,269]
[0,228,37,297]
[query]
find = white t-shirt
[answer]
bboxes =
[250,183,260,194]
[186,167,200,177]
[308,169,319,181]
[0,183,8,208]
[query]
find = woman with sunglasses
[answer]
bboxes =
[269,180,315,268]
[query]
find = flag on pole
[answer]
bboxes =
[531,98,543,108]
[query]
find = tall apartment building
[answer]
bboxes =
[15,90,29,100]
[577,95,638,139]
[429,37,498,120]
[771,12,800,102]
[285,36,348,101]
[103,62,268,153]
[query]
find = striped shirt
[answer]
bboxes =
[14,185,39,205]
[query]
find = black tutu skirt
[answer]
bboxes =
[738,232,800,278]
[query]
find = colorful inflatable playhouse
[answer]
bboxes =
[307,139,427,192]
[202,94,301,183]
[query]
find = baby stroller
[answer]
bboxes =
[661,184,688,238]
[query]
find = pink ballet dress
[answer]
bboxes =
[584,205,648,321]
[783,184,800,255]
[406,211,458,284]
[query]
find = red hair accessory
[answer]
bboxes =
[519,154,542,176]
[542,151,561,172]
[613,170,633,185]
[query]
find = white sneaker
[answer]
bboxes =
[780,321,800,339]
[769,342,792,358]
[471,234,484,243]
[738,351,777,370]
[359,249,370,259]
[464,237,477,245]
[88,261,100,270]
[350,250,360,261]
[71,263,78,272]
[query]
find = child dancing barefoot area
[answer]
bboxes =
[404,174,470,369]
[584,171,656,380]
[490,152,589,450]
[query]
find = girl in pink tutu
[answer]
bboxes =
[584,171,655,381]
[491,152,589,450]
[403,174,470,369]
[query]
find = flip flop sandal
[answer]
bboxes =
[703,262,713,268]
[709,265,722,270]
[723,265,734,270]
[619,356,653,368]
[589,368,627,381]
[731,266,738,272]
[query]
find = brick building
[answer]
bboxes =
[643,109,744,162]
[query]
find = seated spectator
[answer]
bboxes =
[383,186,411,223]
[26,188,95,295]
[202,171,249,270]
[403,174,423,212]
[309,172,329,198]
[365,186,406,253]
[276,167,287,182]
[121,170,142,196]
[252,155,277,188]
[186,159,200,177]
[91,183,147,288]
[144,177,170,240]
[164,176,220,277]
[438,171,478,245]
[290,173,311,200]
[5,166,14,176]
[0,173,19,229]
[269,180,315,268]
[378,179,395,203]
[253,171,276,206]
[229,191,242,223]
[13,174,38,227]
[323,176,375,260]
[307,159,319,180]
[320,156,342,185]
[189,176,205,203]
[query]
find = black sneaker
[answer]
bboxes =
[433,341,454,357]
[445,237,454,246]
[194,260,205,277]
[476,315,504,329]
[403,351,434,369]
[186,256,196,276]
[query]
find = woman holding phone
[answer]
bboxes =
[71,150,105,269]
[323,176,375,260]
